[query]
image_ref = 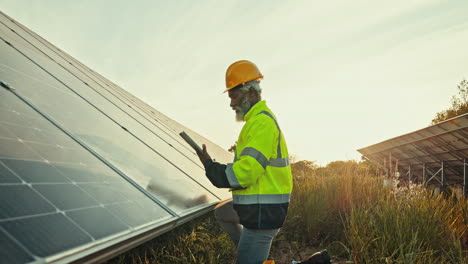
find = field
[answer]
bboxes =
[107,160,467,264]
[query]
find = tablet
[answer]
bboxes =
[179,131,203,153]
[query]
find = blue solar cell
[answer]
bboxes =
[33,183,100,211]
[105,202,159,228]
[66,207,128,240]
[1,213,93,257]
[0,185,56,219]
[0,230,34,264]
[0,162,21,183]
[55,164,119,183]
[79,183,129,204]
[2,159,71,183]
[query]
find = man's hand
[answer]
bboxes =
[196,144,212,166]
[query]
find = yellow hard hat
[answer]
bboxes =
[225,60,263,92]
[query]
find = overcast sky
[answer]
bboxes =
[2,0,467,165]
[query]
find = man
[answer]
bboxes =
[196,60,293,264]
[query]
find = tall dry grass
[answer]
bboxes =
[282,160,468,263]
[107,160,466,263]
[106,212,234,264]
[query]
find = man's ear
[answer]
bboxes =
[248,87,260,102]
[248,87,256,98]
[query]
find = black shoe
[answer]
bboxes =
[299,249,331,264]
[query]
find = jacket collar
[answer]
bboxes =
[244,100,267,122]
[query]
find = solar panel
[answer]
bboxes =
[0,16,228,211]
[0,12,232,166]
[0,10,232,263]
[0,88,172,262]
[358,114,468,190]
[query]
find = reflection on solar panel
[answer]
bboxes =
[0,11,231,263]
[358,114,468,196]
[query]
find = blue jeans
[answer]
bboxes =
[215,200,279,264]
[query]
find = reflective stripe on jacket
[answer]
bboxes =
[227,100,293,229]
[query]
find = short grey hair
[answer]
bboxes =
[239,80,262,96]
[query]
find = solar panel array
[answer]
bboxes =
[0,11,231,263]
[358,114,468,188]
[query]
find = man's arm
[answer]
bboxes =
[196,144,231,188]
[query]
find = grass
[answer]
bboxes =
[106,213,235,264]
[282,160,468,264]
[106,160,467,264]
[344,185,467,263]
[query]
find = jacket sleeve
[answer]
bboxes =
[231,116,278,188]
[203,159,231,188]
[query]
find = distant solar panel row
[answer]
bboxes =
[358,113,468,187]
[0,11,231,263]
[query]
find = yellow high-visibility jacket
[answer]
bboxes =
[204,100,293,229]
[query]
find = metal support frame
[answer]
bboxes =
[464,159,467,197]
[426,165,443,185]
[403,165,411,182]
[441,161,445,189]
[407,165,411,183]
[422,163,426,184]
[384,158,388,178]
[382,157,468,193]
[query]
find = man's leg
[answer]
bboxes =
[236,228,279,264]
[214,200,242,246]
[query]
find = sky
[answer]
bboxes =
[2,0,467,165]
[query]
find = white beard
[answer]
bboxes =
[234,95,251,122]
